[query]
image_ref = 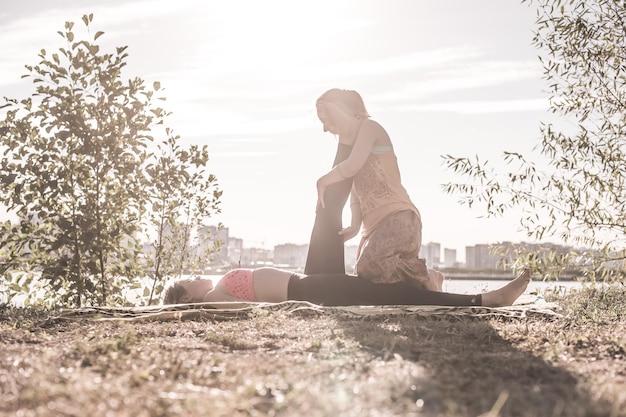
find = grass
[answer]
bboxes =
[0,285,625,417]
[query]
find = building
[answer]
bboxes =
[273,243,308,269]
[196,225,229,266]
[241,247,273,267]
[443,248,457,268]
[465,244,501,270]
[227,237,244,266]
[420,242,441,267]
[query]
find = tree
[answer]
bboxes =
[0,14,221,307]
[442,0,626,281]
[141,130,222,305]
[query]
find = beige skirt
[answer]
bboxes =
[355,210,440,290]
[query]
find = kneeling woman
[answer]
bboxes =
[163,268,531,308]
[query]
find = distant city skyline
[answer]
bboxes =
[215,224,572,268]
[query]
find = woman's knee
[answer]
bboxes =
[355,255,378,277]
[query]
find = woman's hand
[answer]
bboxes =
[338,225,359,242]
[316,177,327,209]
[316,164,349,209]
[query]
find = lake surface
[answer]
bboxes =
[442,278,581,296]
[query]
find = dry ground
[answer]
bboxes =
[1,286,625,417]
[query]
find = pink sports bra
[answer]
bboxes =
[217,269,256,301]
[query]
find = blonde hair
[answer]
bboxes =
[316,88,370,119]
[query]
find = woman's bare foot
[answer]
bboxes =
[481,269,531,307]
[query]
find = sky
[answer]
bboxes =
[0,0,555,260]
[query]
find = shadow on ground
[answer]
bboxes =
[337,316,608,417]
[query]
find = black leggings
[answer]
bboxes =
[288,274,482,307]
[304,143,353,275]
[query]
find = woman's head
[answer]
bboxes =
[163,277,214,304]
[316,89,370,134]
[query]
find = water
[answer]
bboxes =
[442,278,582,297]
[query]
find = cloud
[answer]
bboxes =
[0,0,201,87]
[394,98,549,114]
[171,111,311,139]
[369,58,540,102]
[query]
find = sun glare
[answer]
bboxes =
[198,0,368,73]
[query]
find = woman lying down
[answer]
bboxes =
[163,267,531,308]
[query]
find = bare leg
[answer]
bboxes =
[481,269,532,307]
